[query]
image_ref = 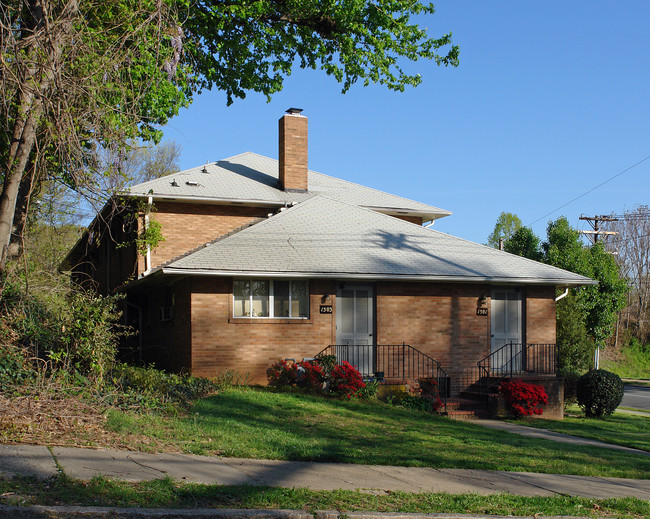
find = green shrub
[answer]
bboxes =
[398,394,435,412]
[0,278,127,388]
[109,363,218,410]
[0,343,36,388]
[356,378,379,400]
[576,369,624,418]
[213,369,249,390]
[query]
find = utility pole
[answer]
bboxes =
[579,214,618,244]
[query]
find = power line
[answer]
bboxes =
[527,155,650,227]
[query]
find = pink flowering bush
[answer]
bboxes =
[330,361,366,398]
[499,379,548,418]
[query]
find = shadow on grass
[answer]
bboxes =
[108,387,650,479]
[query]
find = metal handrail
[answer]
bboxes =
[316,343,448,411]
[477,342,558,397]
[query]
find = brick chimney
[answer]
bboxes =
[279,108,308,192]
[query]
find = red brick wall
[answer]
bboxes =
[173,278,558,387]
[376,282,491,382]
[189,277,337,382]
[139,202,271,271]
[279,114,308,192]
[525,286,556,344]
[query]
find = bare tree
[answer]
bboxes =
[603,206,650,341]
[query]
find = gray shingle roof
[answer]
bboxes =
[162,196,594,286]
[126,152,451,221]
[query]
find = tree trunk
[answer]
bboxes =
[0,94,42,272]
[8,163,39,260]
[0,0,79,275]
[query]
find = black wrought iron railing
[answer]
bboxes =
[477,343,558,397]
[315,343,448,410]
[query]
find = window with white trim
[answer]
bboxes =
[233,280,309,318]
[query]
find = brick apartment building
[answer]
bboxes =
[62,109,593,396]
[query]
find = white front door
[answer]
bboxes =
[336,285,374,375]
[490,288,523,373]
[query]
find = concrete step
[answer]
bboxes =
[443,397,489,420]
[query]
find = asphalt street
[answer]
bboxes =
[622,384,650,411]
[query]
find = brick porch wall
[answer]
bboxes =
[376,282,491,386]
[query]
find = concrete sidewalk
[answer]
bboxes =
[472,419,650,457]
[1,444,649,500]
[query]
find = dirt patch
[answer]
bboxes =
[0,392,178,453]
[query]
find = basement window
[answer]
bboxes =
[233,279,308,319]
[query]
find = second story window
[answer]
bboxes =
[233,279,308,319]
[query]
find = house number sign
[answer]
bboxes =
[476,308,488,316]
[320,305,333,314]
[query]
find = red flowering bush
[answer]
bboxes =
[330,361,366,399]
[418,378,444,412]
[266,359,298,386]
[266,358,366,399]
[499,379,548,418]
[296,361,326,391]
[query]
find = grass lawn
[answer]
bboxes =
[1,475,649,519]
[105,387,650,479]
[511,409,650,453]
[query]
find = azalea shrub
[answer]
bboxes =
[266,358,366,398]
[266,359,298,387]
[418,378,444,412]
[296,361,326,391]
[499,379,548,418]
[330,361,366,398]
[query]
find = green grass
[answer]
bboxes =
[105,387,650,479]
[1,475,648,519]
[512,410,650,452]
[620,406,650,413]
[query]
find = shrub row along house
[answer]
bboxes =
[62,109,593,412]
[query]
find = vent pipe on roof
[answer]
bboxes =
[279,108,308,192]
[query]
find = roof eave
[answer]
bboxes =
[159,267,596,286]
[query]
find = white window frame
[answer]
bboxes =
[233,279,309,319]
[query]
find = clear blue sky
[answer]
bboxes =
[162,1,650,245]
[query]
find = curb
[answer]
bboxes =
[0,506,585,519]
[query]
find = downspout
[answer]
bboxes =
[144,195,153,276]
[425,220,435,228]
[555,287,569,302]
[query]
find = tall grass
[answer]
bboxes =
[602,339,650,379]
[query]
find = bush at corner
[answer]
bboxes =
[576,369,624,418]
[499,379,548,418]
